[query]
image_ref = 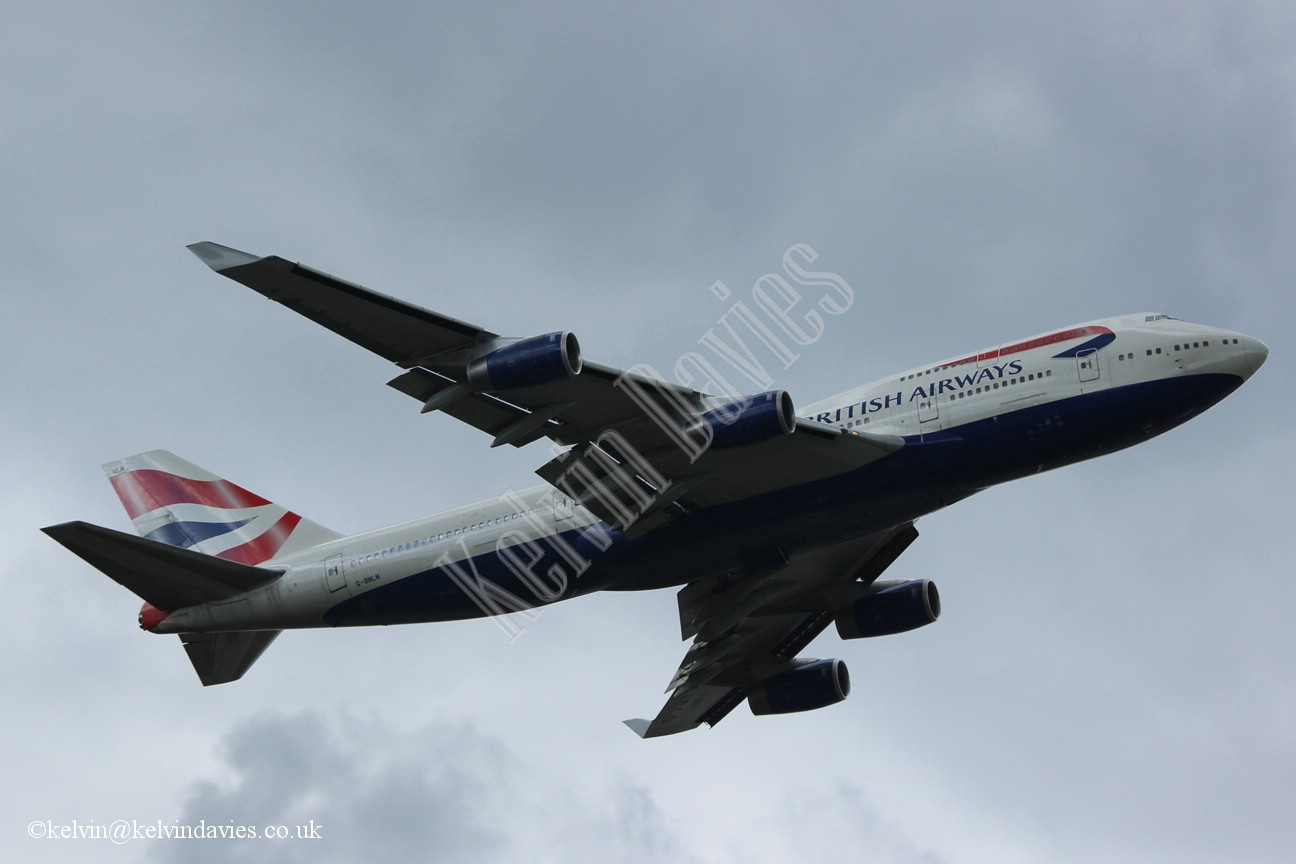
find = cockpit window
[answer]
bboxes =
[1144,314,1179,322]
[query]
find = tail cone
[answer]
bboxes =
[139,603,172,632]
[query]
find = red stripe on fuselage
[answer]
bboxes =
[934,325,1114,371]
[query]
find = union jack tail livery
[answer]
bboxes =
[103,450,340,565]
[44,451,343,686]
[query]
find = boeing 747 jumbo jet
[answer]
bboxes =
[44,244,1268,737]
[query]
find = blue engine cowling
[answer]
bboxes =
[467,331,582,391]
[693,390,795,449]
[834,579,940,640]
[747,658,850,716]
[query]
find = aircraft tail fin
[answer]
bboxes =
[42,520,286,685]
[43,450,323,686]
[102,450,341,564]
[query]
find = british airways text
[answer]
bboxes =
[812,360,1026,423]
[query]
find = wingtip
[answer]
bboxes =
[623,718,652,738]
[187,242,260,271]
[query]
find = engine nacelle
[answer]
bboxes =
[747,658,850,716]
[835,579,940,639]
[693,390,795,449]
[467,331,581,391]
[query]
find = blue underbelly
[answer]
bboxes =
[325,373,1243,624]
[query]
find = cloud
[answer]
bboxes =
[775,779,949,864]
[149,709,701,864]
[152,711,511,864]
[5,3,1292,864]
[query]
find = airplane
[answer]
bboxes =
[43,243,1268,737]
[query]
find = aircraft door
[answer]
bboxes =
[917,393,939,423]
[554,491,574,522]
[1077,349,1100,383]
[323,553,346,592]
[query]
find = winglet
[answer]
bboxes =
[623,718,652,738]
[187,242,261,272]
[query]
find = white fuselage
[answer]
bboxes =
[153,313,1267,636]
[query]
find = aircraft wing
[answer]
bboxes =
[626,522,919,738]
[188,243,902,535]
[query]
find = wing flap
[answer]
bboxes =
[625,681,745,738]
[387,368,557,448]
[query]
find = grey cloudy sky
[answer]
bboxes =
[4,2,1292,862]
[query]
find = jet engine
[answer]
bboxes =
[694,390,796,449]
[466,331,582,391]
[747,658,850,715]
[835,579,940,639]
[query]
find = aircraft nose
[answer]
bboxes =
[1240,334,1269,378]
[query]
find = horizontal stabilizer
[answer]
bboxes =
[42,521,281,609]
[179,630,281,686]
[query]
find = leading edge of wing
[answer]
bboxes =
[187,242,491,366]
